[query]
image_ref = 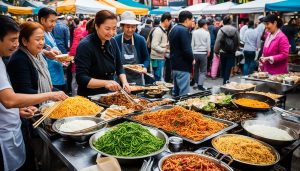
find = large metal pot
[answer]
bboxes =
[158,151,234,171]
[89,125,168,160]
[52,116,107,142]
[242,119,299,147]
[212,134,280,170]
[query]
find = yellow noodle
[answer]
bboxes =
[213,135,276,165]
[49,96,101,119]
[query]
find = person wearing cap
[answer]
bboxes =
[75,10,130,97]
[191,19,210,91]
[52,14,70,54]
[169,11,194,96]
[38,8,65,91]
[256,15,266,61]
[114,11,150,85]
[139,19,153,42]
[259,14,289,75]
[256,15,266,38]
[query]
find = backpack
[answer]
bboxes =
[147,26,167,49]
[146,27,157,49]
[220,29,239,54]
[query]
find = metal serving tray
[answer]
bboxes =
[125,106,238,145]
[173,91,212,101]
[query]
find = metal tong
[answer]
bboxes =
[120,89,145,110]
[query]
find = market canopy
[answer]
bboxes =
[179,3,210,15]
[75,0,115,14]
[56,0,76,13]
[266,0,300,12]
[150,7,177,15]
[99,0,148,15]
[229,0,284,14]
[57,0,116,14]
[23,0,46,14]
[117,0,151,10]
[0,1,34,15]
[202,2,236,14]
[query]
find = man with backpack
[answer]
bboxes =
[214,15,240,84]
[150,12,172,81]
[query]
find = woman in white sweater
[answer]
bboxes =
[191,19,211,90]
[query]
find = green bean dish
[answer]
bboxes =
[93,122,165,157]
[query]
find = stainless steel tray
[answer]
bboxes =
[126,106,238,145]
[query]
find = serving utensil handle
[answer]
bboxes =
[219,154,234,166]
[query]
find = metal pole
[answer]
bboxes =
[236,14,239,28]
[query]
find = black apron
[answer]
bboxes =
[121,34,144,85]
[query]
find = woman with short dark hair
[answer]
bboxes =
[75,10,130,97]
[259,14,289,74]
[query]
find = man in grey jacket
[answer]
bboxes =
[150,12,172,81]
[191,19,210,91]
[214,15,240,84]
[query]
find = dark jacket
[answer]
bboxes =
[7,49,39,94]
[168,24,194,73]
[282,24,298,41]
[114,33,150,68]
[75,33,125,97]
[52,20,70,54]
[140,25,152,41]
[208,25,216,48]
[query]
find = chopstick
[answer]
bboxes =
[32,101,63,128]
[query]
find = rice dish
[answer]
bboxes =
[59,120,97,132]
[245,125,293,141]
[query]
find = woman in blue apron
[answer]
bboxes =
[114,11,151,86]
[120,34,144,85]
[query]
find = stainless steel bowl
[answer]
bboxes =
[158,152,234,171]
[212,134,280,168]
[242,119,299,147]
[52,116,107,142]
[89,125,168,160]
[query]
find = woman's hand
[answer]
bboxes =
[104,80,121,92]
[123,82,131,93]
[48,91,69,101]
[142,67,147,74]
[260,56,274,63]
[20,106,38,119]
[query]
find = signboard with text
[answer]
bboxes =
[152,0,168,6]
[169,0,187,6]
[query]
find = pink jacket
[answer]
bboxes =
[261,31,289,75]
[69,20,87,73]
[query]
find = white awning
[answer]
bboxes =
[202,2,236,15]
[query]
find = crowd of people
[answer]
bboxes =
[0,6,297,170]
